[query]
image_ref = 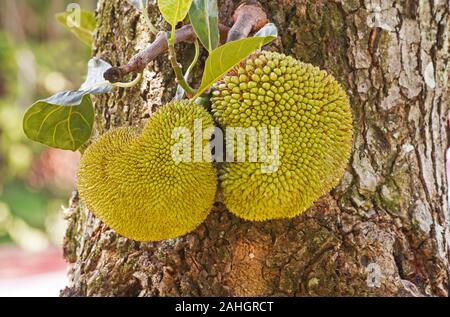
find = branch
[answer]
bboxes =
[227,1,268,42]
[103,1,268,83]
[104,24,229,83]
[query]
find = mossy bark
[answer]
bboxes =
[61,0,450,297]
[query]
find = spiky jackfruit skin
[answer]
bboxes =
[78,101,217,242]
[211,51,353,221]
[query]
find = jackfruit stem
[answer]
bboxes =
[174,39,201,100]
[167,33,196,98]
[186,39,200,80]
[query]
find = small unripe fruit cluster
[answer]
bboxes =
[78,51,353,241]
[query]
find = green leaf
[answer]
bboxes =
[23,95,94,151]
[79,58,114,94]
[157,0,193,26]
[188,0,219,52]
[56,9,96,46]
[193,36,276,98]
[23,58,113,151]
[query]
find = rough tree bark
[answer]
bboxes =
[61,0,450,297]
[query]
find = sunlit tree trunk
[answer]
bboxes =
[61,0,450,297]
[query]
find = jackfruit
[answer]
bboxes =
[78,101,217,241]
[211,51,353,221]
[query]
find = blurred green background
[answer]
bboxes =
[0,0,95,252]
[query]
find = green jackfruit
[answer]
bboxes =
[211,51,353,221]
[78,101,217,241]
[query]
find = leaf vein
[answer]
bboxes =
[37,106,64,138]
[67,106,75,150]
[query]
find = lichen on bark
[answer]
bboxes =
[61,0,450,297]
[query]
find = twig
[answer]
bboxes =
[104,24,229,83]
[227,1,268,42]
[104,1,268,83]
[112,73,142,88]
[104,25,193,82]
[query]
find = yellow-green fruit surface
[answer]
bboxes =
[78,101,217,241]
[211,51,353,221]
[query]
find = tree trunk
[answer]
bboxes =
[61,0,450,297]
